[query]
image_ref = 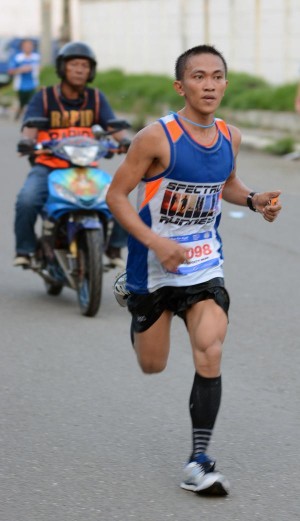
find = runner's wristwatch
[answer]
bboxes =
[247,192,258,212]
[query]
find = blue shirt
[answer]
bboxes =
[9,52,40,92]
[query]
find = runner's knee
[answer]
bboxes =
[137,355,167,374]
[135,337,169,374]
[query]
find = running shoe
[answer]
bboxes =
[114,271,130,307]
[13,255,31,268]
[180,453,230,496]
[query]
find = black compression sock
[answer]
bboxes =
[189,372,222,458]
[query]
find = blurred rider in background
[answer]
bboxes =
[14,41,130,269]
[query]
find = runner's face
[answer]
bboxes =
[64,58,91,87]
[22,40,34,54]
[174,53,228,115]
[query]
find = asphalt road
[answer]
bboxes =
[0,119,299,521]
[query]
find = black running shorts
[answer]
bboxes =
[127,277,230,334]
[18,89,36,108]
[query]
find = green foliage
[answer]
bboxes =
[265,137,295,155]
[93,70,181,114]
[267,84,297,111]
[39,66,181,114]
[39,66,298,116]
[222,81,297,111]
[40,65,59,86]
[223,72,268,107]
[220,72,297,111]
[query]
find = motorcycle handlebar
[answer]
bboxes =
[17,138,128,158]
[17,138,36,155]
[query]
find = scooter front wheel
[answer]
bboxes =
[76,228,103,317]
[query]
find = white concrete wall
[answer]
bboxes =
[0,0,63,39]
[1,0,300,84]
[78,0,300,84]
[0,0,41,37]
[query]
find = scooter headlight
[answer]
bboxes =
[63,145,99,166]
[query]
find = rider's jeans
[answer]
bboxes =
[14,164,128,255]
[109,217,128,248]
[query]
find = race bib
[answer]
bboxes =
[169,231,220,275]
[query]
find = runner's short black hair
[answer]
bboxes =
[175,45,228,81]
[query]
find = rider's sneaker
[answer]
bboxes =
[114,271,130,307]
[180,453,230,496]
[105,246,126,270]
[13,255,31,268]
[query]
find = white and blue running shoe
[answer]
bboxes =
[114,271,130,307]
[180,453,230,496]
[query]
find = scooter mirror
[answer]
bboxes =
[91,124,105,139]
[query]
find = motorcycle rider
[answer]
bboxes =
[14,41,131,268]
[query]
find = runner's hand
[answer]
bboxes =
[151,236,188,272]
[252,191,282,222]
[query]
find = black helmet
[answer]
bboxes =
[56,41,97,82]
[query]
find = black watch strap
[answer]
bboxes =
[247,191,258,212]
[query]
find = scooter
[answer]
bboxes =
[21,117,130,317]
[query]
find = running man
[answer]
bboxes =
[106,45,281,496]
[8,39,40,121]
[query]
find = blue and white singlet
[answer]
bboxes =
[126,113,235,294]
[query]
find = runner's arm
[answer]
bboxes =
[222,125,282,221]
[106,124,190,270]
[107,124,166,248]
